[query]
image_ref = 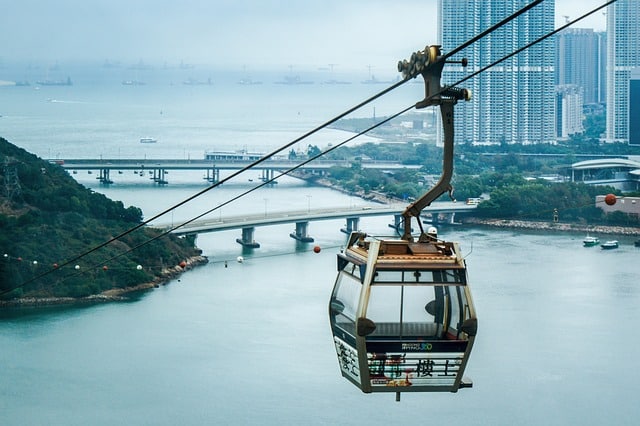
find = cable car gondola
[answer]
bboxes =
[329,45,476,400]
[329,230,477,396]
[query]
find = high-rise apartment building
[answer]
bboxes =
[556,28,601,105]
[630,69,640,146]
[606,0,640,144]
[555,85,584,139]
[596,32,607,105]
[438,0,555,145]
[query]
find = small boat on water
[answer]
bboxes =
[140,137,157,144]
[601,240,619,250]
[583,235,600,247]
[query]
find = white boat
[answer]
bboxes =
[139,138,157,144]
[583,235,600,247]
[600,240,619,250]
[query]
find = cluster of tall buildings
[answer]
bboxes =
[437,0,640,146]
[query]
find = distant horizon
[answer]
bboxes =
[0,60,409,87]
[0,58,395,73]
[1,20,609,84]
[1,0,608,73]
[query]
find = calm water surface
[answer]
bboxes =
[2,216,639,425]
[1,69,639,425]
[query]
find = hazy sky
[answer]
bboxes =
[1,0,608,72]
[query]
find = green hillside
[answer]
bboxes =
[0,137,204,301]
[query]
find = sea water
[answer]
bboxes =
[1,67,640,425]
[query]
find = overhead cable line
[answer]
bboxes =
[49,0,542,251]
[4,0,597,295]
[7,80,408,293]
[20,105,415,291]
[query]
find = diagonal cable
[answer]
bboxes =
[4,0,614,295]
[31,0,542,277]
[27,105,415,290]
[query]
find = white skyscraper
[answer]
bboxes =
[438,0,555,145]
[605,0,640,144]
[555,85,585,140]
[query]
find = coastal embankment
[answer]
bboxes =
[463,217,640,236]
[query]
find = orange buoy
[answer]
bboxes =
[313,245,321,253]
[604,194,617,206]
[179,261,187,268]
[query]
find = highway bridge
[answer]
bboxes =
[153,202,477,248]
[53,158,420,184]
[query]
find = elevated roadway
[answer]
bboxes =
[154,202,477,247]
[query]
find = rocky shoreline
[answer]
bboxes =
[0,255,209,308]
[462,217,640,236]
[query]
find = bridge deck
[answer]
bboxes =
[153,202,477,235]
[55,158,420,171]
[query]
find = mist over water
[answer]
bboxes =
[0,66,412,161]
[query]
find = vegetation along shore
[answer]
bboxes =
[0,137,206,307]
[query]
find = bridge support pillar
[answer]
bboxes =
[447,212,456,224]
[341,217,360,234]
[261,169,277,184]
[289,221,314,242]
[205,167,219,183]
[236,227,260,248]
[425,212,457,226]
[153,168,168,184]
[99,168,113,184]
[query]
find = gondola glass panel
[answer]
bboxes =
[329,260,363,387]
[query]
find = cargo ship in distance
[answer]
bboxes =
[36,77,72,86]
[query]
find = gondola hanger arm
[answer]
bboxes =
[397,46,471,241]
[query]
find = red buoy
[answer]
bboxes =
[313,245,321,253]
[604,194,617,206]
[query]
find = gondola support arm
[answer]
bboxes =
[397,45,471,241]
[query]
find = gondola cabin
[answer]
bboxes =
[329,231,477,399]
